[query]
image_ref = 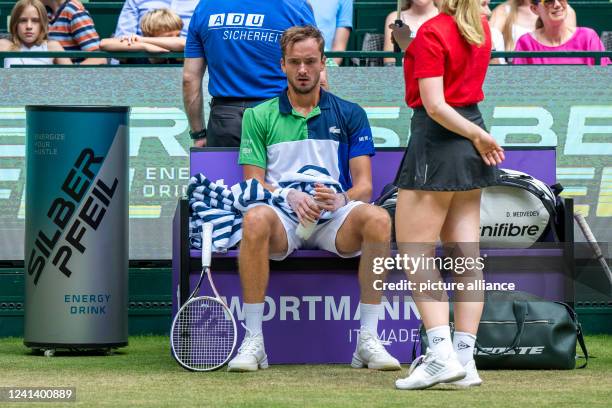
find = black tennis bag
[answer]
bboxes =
[376,169,563,248]
[415,291,589,369]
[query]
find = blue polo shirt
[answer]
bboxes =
[184,0,316,99]
[309,0,353,50]
[239,89,375,191]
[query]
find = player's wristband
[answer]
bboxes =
[189,128,207,140]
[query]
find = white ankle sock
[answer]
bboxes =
[426,325,453,358]
[453,331,476,366]
[243,303,265,335]
[359,303,382,334]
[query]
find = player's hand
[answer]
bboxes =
[472,131,505,166]
[287,189,321,224]
[389,22,413,51]
[313,183,345,211]
[193,138,207,148]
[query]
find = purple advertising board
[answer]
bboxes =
[188,148,557,201]
[173,147,564,364]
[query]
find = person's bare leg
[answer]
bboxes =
[336,204,400,370]
[238,206,288,303]
[440,189,483,335]
[335,204,391,304]
[395,189,468,389]
[228,206,289,372]
[395,189,453,330]
[439,189,484,385]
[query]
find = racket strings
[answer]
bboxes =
[172,297,236,370]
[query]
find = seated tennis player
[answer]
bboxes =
[227,25,399,372]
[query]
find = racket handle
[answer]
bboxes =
[574,213,612,284]
[575,213,601,256]
[201,222,214,268]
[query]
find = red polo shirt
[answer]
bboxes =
[404,13,492,108]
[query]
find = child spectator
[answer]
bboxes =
[41,0,105,64]
[101,8,185,64]
[114,0,198,38]
[513,0,608,65]
[0,0,71,67]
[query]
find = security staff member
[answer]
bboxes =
[183,0,316,147]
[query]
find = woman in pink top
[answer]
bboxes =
[513,0,608,65]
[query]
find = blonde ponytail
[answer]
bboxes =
[440,0,485,45]
[502,0,520,51]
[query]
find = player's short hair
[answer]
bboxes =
[280,25,325,60]
[140,8,183,37]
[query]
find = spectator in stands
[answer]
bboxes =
[513,0,609,65]
[114,0,198,39]
[309,0,353,66]
[394,0,504,390]
[183,0,318,148]
[101,8,185,64]
[41,0,105,64]
[490,0,576,52]
[481,0,506,64]
[228,25,400,373]
[384,0,438,66]
[0,0,71,67]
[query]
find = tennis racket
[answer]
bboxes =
[574,212,612,285]
[171,223,237,371]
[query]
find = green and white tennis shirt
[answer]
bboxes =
[239,88,375,190]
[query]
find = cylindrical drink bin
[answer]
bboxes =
[24,106,129,351]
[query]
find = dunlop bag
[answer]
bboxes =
[376,169,561,248]
[416,291,589,369]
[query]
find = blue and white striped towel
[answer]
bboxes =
[188,166,344,252]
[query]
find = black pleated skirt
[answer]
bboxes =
[394,105,499,191]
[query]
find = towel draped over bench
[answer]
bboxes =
[187,166,344,252]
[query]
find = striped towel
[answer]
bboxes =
[188,166,344,252]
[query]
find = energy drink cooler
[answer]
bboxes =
[24,106,129,354]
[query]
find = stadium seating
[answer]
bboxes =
[1,1,610,50]
[350,1,612,52]
[602,31,612,51]
[0,1,123,38]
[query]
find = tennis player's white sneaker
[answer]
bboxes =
[445,360,482,387]
[395,350,466,390]
[227,329,268,372]
[351,327,401,371]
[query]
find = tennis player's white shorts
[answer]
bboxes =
[268,201,365,261]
